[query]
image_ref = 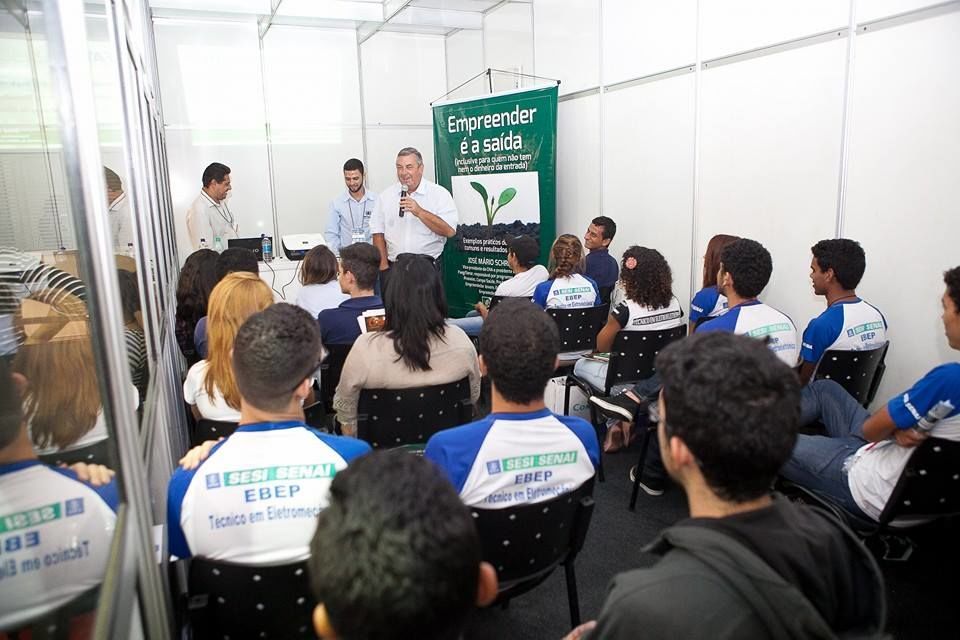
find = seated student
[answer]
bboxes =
[688,233,739,332]
[583,216,619,297]
[14,292,138,459]
[308,451,497,640]
[0,359,119,632]
[781,266,960,522]
[587,332,886,639]
[574,247,684,453]
[169,304,371,564]
[295,245,349,318]
[317,242,383,346]
[533,234,601,310]
[696,237,799,366]
[334,257,480,437]
[589,239,799,437]
[425,298,598,508]
[175,248,219,367]
[117,269,148,400]
[448,234,548,336]
[194,247,260,358]
[183,273,273,423]
[798,238,887,384]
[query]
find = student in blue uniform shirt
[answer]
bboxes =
[169,303,370,564]
[697,237,800,367]
[782,266,960,521]
[425,298,599,508]
[688,233,739,332]
[798,238,887,384]
[533,234,601,310]
[0,359,119,632]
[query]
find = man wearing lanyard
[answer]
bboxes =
[324,158,378,256]
[370,147,458,294]
[186,162,238,250]
[104,167,132,252]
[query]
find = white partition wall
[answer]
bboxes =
[483,1,534,92]
[843,9,960,400]
[556,94,600,244]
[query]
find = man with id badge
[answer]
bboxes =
[325,158,378,256]
[187,162,238,250]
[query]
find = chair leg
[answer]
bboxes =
[564,561,581,628]
[629,428,652,511]
[590,402,605,482]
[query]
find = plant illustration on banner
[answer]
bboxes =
[470,181,517,227]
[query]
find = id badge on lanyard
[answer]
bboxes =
[351,230,366,245]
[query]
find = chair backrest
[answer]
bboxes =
[603,325,687,394]
[877,436,960,525]
[38,439,115,468]
[598,285,613,304]
[489,294,531,311]
[356,377,473,449]
[546,304,610,354]
[470,479,595,598]
[193,419,239,447]
[187,557,316,639]
[815,342,889,407]
[319,343,352,412]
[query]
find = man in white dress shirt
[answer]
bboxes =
[370,147,458,293]
[186,162,238,250]
[104,167,132,252]
[324,158,378,257]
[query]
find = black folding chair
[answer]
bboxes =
[565,325,687,487]
[185,558,316,639]
[4,585,101,640]
[781,437,960,561]
[488,294,531,311]
[814,342,890,408]
[192,419,239,447]
[38,438,116,468]
[319,343,352,415]
[356,377,473,451]
[470,479,595,627]
[546,305,610,368]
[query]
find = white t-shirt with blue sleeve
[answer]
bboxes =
[696,300,800,366]
[532,274,601,309]
[167,421,371,565]
[800,298,887,365]
[689,286,728,325]
[424,408,599,508]
[0,461,119,630]
[847,363,960,520]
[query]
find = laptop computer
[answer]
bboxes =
[227,237,264,261]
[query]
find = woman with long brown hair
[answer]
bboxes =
[532,234,601,309]
[689,233,739,332]
[183,272,273,421]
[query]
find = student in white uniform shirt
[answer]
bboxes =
[532,234,601,310]
[425,298,599,508]
[798,238,887,385]
[370,147,458,291]
[294,245,348,319]
[324,158,378,256]
[169,304,370,564]
[447,235,548,337]
[186,162,238,250]
[0,359,119,632]
[104,166,132,252]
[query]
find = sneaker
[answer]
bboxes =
[629,465,665,496]
[589,393,641,423]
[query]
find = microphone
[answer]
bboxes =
[399,187,408,218]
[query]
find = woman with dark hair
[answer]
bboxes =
[295,245,348,318]
[334,257,480,437]
[117,269,148,399]
[175,249,219,366]
[533,234,600,309]
[573,246,684,451]
[689,233,739,332]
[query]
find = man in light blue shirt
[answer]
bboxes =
[325,158,378,256]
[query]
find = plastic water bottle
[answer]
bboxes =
[199,237,209,249]
[125,242,135,257]
[213,236,223,252]
[261,234,273,262]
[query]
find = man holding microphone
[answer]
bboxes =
[370,147,458,296]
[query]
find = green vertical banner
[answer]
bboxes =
[433,85,558,318]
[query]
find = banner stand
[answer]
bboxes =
[432,72,559,318]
